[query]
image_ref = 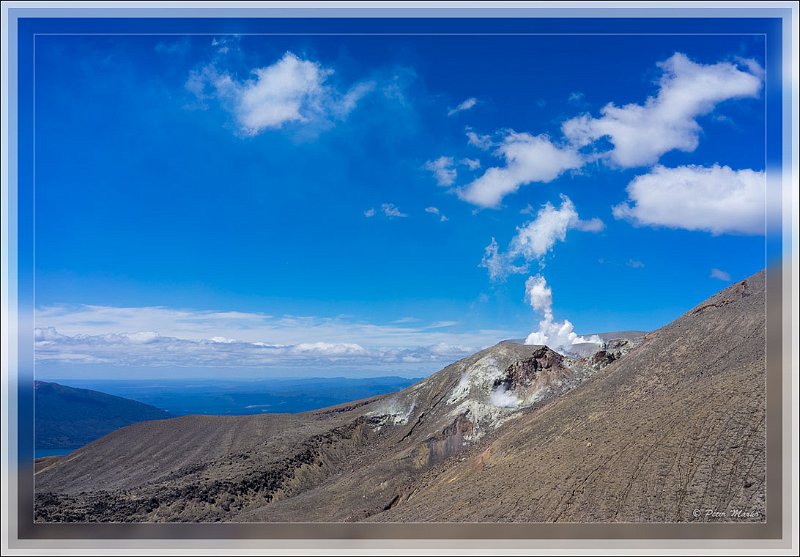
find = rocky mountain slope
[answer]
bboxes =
[34,271,765,523]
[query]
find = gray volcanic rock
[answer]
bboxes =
[34,271,766,523]
[375,271,766,522]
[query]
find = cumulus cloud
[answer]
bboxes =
[574,217,605,232]
[710,268,732,281]
[562,53,763,167]
[424,157,482,187]
[187,51,373,135]
[480,195,604,281]
[523,276,601,354]
[381,203,408,218]
[612,164,767,235]
[460,158,481,170]
[424,156,457,186]
[465,128,494,150]
[430,53,763,215]
[363,208,376,218]
[458,132,583,208]
[448,97,478,116]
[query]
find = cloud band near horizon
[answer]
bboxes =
[33,304,517,369]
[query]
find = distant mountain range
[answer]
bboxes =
[34,271,766,523]
[34,381,173,451]
[55,376,423,417]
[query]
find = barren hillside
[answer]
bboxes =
[35,271,765,523]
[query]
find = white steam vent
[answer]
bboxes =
[523,275,601,354]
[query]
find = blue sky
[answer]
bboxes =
[28,23,778,378]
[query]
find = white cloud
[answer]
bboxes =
[612,164,767,235]
[381,203,408,218]
[365,204,409,219]
[291,342,368,356]
[573,217,605,232]
[448,97,478,116]
[510,196,583,260]
[187,51,373,135]
[210,36,239,55]
[460,158,481,170]
[429,342,473,356]
[523,275,601,354]
[424,156,457,186]
[431,53,763,217]
[710,268,732,281]
[458,132,583,208]
[465,128,494,150]
[228,52,327,132]
[126,331,161,344]
[519,203,606,227]
[425,157,481,188]
[331,81,376,118]
[627,259,646,269]
[209,336,236,343]
[481,195,604,281]
[479,238,529,282]
[562,53,763,167]
[424,206,449,222]
[34,305,519,370]
[34,327,371,367]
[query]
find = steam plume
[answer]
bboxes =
[523,275,601,354]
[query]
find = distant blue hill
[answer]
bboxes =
[34,381,173,453]
[44,376,422,417]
